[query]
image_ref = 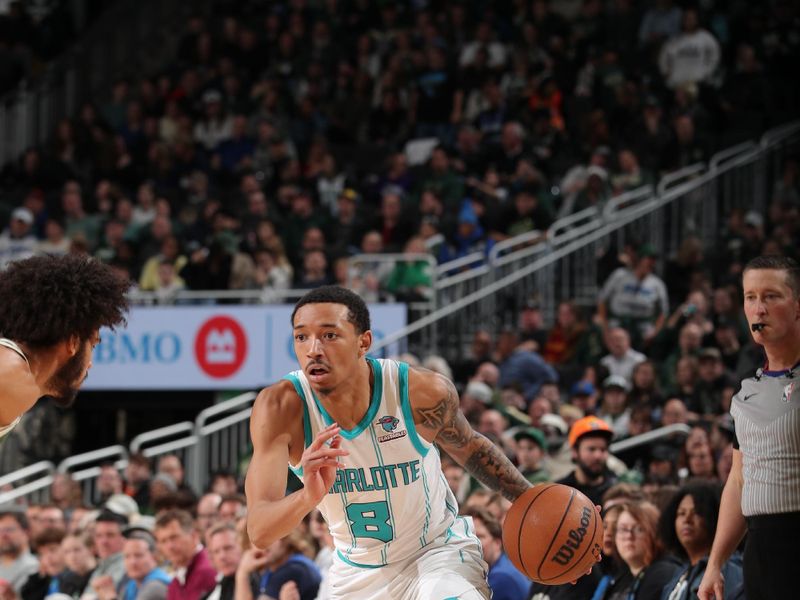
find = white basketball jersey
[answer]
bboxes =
[286,358,460,568]
[0,338,27,438]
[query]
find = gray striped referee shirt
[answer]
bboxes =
[731,366,800,516]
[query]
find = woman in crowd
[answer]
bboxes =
[658,481,744,599]
[596,501,682,599]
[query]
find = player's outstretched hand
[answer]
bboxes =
[301,423,348,504]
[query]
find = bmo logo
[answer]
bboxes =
[194,316,247,378]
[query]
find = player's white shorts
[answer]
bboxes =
[325,516,491,599]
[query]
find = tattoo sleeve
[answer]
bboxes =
[416,375,531,502]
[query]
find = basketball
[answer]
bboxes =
[502,483,603,585]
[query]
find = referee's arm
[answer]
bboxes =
[698,448,747,599]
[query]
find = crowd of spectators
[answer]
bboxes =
[0,2,799,598]
[0,0,798,303]
[0,0,104,95]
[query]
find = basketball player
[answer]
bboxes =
[246,287,595,599]
[0,255,129,438]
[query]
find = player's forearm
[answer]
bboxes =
[454,432,531,502]
[246,490,317,549]
[707,474,747,570]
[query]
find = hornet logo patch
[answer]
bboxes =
[377,416,399,432]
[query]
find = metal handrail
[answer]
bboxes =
[547,206,602,241]
[435,252,486,278]
[601,185,656,220]
[197,408,253,436]
[609,424,691,454]
[488,230,547,262]
[139,436,200,460]
[656,163,707,196]
[761,121,800,148]
[58,445,128,474]
[0,475,55,506]
[709,141,758,171]
[0,461,55,488]
[194,392,258,431]
[130,422,195,455]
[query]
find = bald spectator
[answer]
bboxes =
[600,327,647,385]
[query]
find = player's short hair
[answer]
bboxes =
[744,255,800,297]
[292,285,371,334]
[0,255,129,347]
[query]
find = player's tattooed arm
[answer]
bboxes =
[411,367,531,502]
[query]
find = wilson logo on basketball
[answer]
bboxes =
[194,316,247,378]
[550,506,592,565]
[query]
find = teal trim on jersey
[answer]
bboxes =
[283,373,312,477]
[440,473,458,517]
[368,424,394,566]
[459,550,465,563]
[398,361,430,457]
[336,549,385,569]
[311,357,383,440]
[418,462,432,548]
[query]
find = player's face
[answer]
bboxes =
[292,303,371,394]
[47,332,99,407]
[743,269,800,345]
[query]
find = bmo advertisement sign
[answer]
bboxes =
[83,304,407,390]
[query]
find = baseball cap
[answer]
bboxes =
[11,207,33,225]
[571,380,596,397]
[568,416,613,448]
[513,427,547,449]
[464,381,493,405]
[586,165,608,181]
[540,413,568,436]
[744,211,763,228]
[638,243,658,258]
[602,375,630,392]
[105,494,139,519]
[698,347,722,362]
[650,444,679,462]
[202,89,222,104]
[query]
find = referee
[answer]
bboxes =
[699,255,800,600]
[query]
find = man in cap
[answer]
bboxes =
[513,427,550,484]
[596,375,631,439]
[0,207,37,270]
[556,416,617,505]
[597,244,669,349]
[569,380,598,415]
